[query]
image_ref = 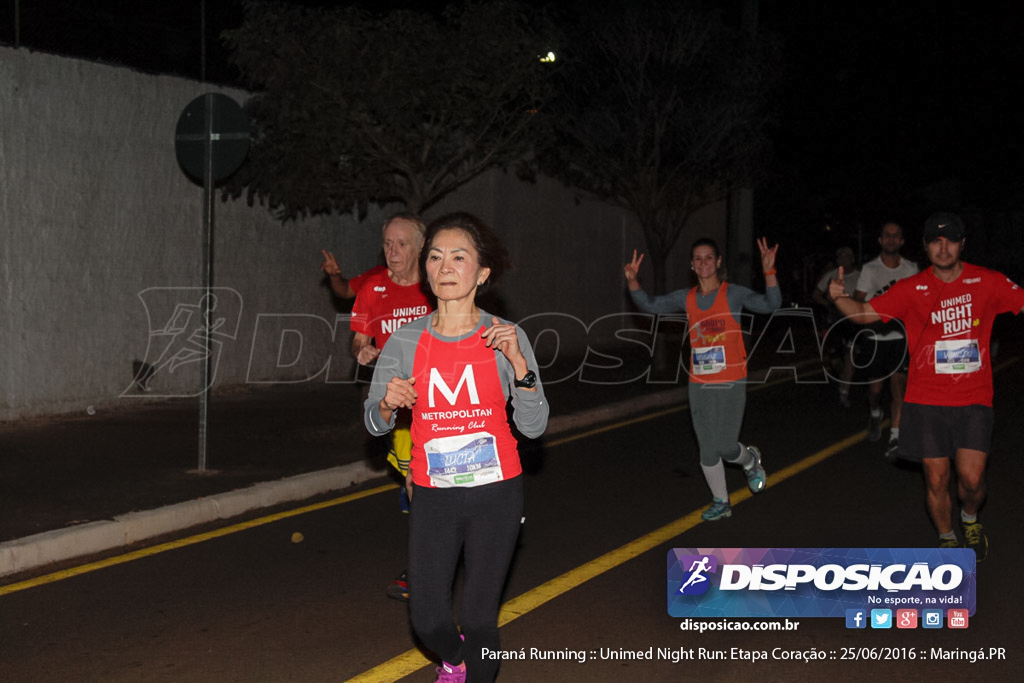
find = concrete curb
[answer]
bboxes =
[0,378,722,579]
[0,461,384,579]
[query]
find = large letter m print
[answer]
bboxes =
[429,366,480,408]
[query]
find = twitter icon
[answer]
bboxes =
[870,609,893,629]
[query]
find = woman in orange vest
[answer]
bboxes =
[624,237,781,520]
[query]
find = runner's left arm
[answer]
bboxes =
[730,282,783,315]
[491,321,549,439]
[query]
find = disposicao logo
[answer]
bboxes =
[667,548,976,619]
[676,555,718,596]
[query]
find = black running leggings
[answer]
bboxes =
[408,477,523,683]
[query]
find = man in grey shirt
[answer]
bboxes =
[853,221,918,458]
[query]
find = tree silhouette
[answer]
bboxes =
[223,0,557,219]
[542,1,779,292]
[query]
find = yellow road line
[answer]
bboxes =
[503,429,868,622]
[994,356,1019,373]
[345,427,869,682]
[0,484,397,597]
[5,358,1018,674]
[3,369,816,597]
[1,369,851,677]
[1,377,793,598]
[4,356,1019,677]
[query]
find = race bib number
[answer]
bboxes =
[424,432,503,488]
[934,339,981,374]
[692,346,727,375]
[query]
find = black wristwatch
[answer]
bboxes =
[514,370,537,389]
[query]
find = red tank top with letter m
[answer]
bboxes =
[409,325,521,488]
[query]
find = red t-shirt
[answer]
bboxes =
[350,269,432,347]
[348,264,386,296]
[869,263,1024,406]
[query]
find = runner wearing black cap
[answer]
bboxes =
[829,212,1024,561]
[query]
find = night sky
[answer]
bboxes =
[760,1,1023,227]
[4,0,1021,247]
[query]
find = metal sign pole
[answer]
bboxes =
[174,93,249,475]
[197,95,215,472]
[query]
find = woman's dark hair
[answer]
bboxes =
[422,212,514,291]
[690,237,721,260]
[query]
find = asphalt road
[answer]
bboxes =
[2,359,1023,682]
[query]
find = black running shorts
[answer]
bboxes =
[898,402,993,461]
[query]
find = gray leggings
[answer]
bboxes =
[689,381,746,466]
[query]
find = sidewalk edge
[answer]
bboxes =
[0,380,720,579]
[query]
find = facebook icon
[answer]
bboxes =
[845,609,867,629]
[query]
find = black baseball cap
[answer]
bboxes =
[923,212,965,242]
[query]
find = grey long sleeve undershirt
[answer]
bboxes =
[363,309,548,439]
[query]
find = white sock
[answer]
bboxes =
[701,463,729,502]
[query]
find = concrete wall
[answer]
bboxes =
[0,46,725,420]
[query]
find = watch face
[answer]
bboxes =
[516,371,537,388]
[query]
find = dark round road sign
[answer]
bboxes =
[174,93,250,184]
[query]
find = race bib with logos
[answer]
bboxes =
[692,345,727,375]
[934,339,981,374]
[424,432,503,488]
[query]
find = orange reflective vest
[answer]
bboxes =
[686,283,748,384]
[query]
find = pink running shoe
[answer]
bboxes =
[434,661,466,682]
